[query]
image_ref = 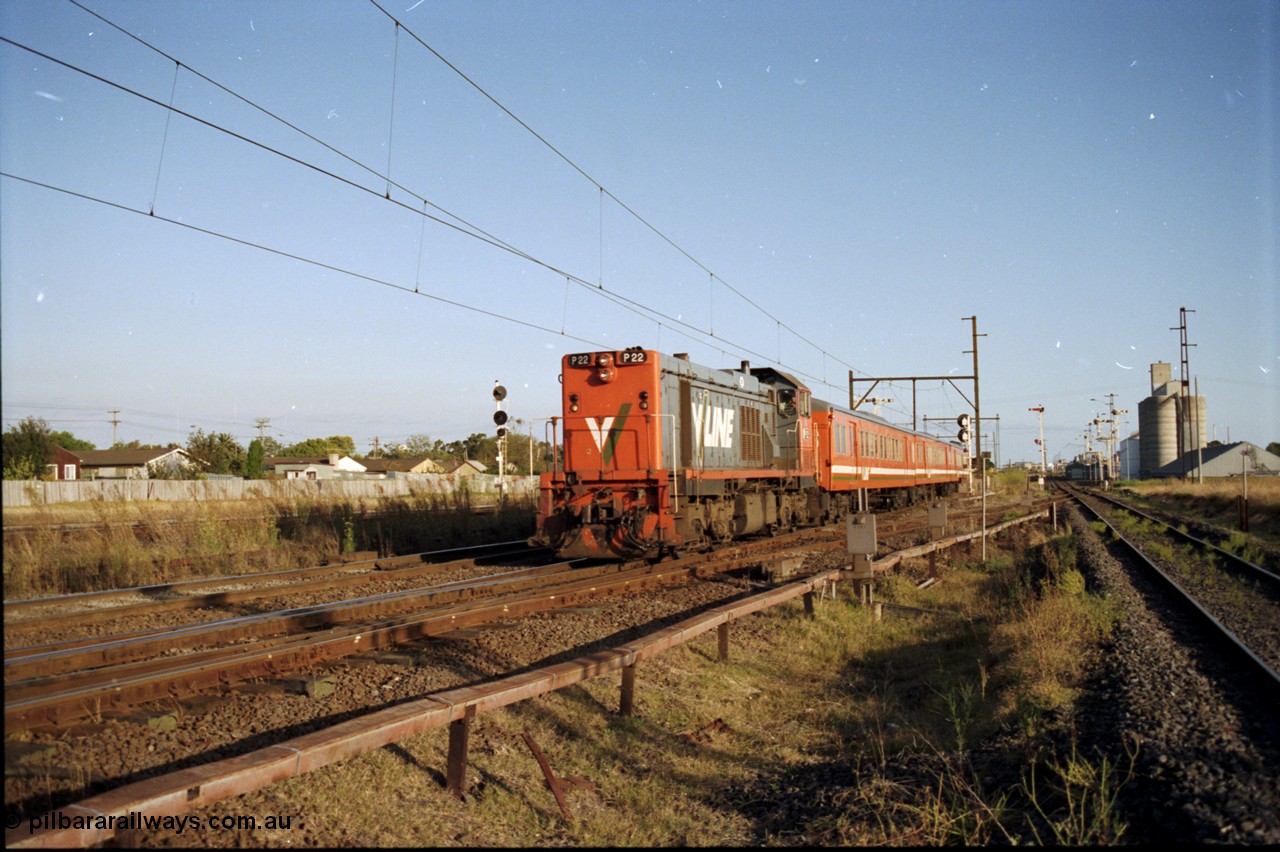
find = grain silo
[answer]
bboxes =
[1137,362,1206,478]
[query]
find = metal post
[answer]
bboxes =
[717,622,730,661]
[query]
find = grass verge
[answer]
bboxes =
[185,526,1128,847]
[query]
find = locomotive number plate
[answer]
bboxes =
[567,350,648,367]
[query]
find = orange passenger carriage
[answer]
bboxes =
[531,348,966,560]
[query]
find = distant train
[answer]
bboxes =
[530,348,969,559]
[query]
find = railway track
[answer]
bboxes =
[2,541,537,637]
[1061,482,1280,689]
[3,494,1043,734]
[3,526,854,732]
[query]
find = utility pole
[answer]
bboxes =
[962,315,986,488]
[370,436,382,458]
[108,409,121,446]
[254,418,271,442]
[1170,307,1197,480]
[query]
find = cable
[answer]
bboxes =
[366,0,866,379]
[7,13,864,397]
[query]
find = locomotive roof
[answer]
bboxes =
[744,365,807,391]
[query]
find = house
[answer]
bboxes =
[49,447,198,480]
[445,459,488,477]
[359,457,444,477]
[264,454,367,480]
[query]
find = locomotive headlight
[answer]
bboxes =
[597,366,616,383]
[596,353,614,368]
[569,393,580,413]
[639,390,649,410]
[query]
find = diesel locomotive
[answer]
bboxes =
[530,347,968,559]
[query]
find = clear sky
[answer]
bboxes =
[2,0,1276,464]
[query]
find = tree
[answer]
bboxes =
[186,429,246,476]
[3,417,55,480]
[282,436,356,457]
[52,430,95,452]
[245,439,265,479]
[112,439,173,450]
[1268,441,1280,457]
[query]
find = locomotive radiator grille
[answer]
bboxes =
[739,405,762,463]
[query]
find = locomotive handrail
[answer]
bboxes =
[646,413,678,511]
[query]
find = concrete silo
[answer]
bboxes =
[1138,362,1206,478]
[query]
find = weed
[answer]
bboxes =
[1022,739,1137,845]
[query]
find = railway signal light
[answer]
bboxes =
[956,413,971,444]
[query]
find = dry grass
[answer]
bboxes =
[2,493,535,599]
[165,527,1127,847]
[1118,476,1280,551]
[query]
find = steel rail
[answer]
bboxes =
[3,504,1061,849]
[4,542,539,631]
[1075,485,1278,583]
[3,560,589,679]
[3,557,720,732]
[1066,487,1280,690]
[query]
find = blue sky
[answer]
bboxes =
[2,0,1275,463]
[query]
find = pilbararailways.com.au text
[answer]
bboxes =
[19,810,296,835]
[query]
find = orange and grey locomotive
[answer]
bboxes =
[530,348,967,560]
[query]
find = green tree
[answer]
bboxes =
[3,417,55,479]
[1267,441,1280,457]
[112,439,175,450]
[186,429,246,476]
[245,439,265,479]
[282,436,356,457]
[51,430,95,452]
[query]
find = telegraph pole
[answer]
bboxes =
[962,316,986,489]
[1170,307,1197,479]
[108,409,121,446]
[254,418,271,442]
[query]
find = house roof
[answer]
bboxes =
[264,456,332,467]
[360,457,441,473]
[446,459,487,474]
[59,448,190,466]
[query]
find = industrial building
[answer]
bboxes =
[1137,362,1206,478]
[1151,441,1280,479]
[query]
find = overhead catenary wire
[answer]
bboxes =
[13,5,872,398]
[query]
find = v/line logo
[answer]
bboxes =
[586,404,631,464]
[692,402,735,449]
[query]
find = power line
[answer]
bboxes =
[4,13,860,397]
[68,0,868,389]
[365,0,863,380]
